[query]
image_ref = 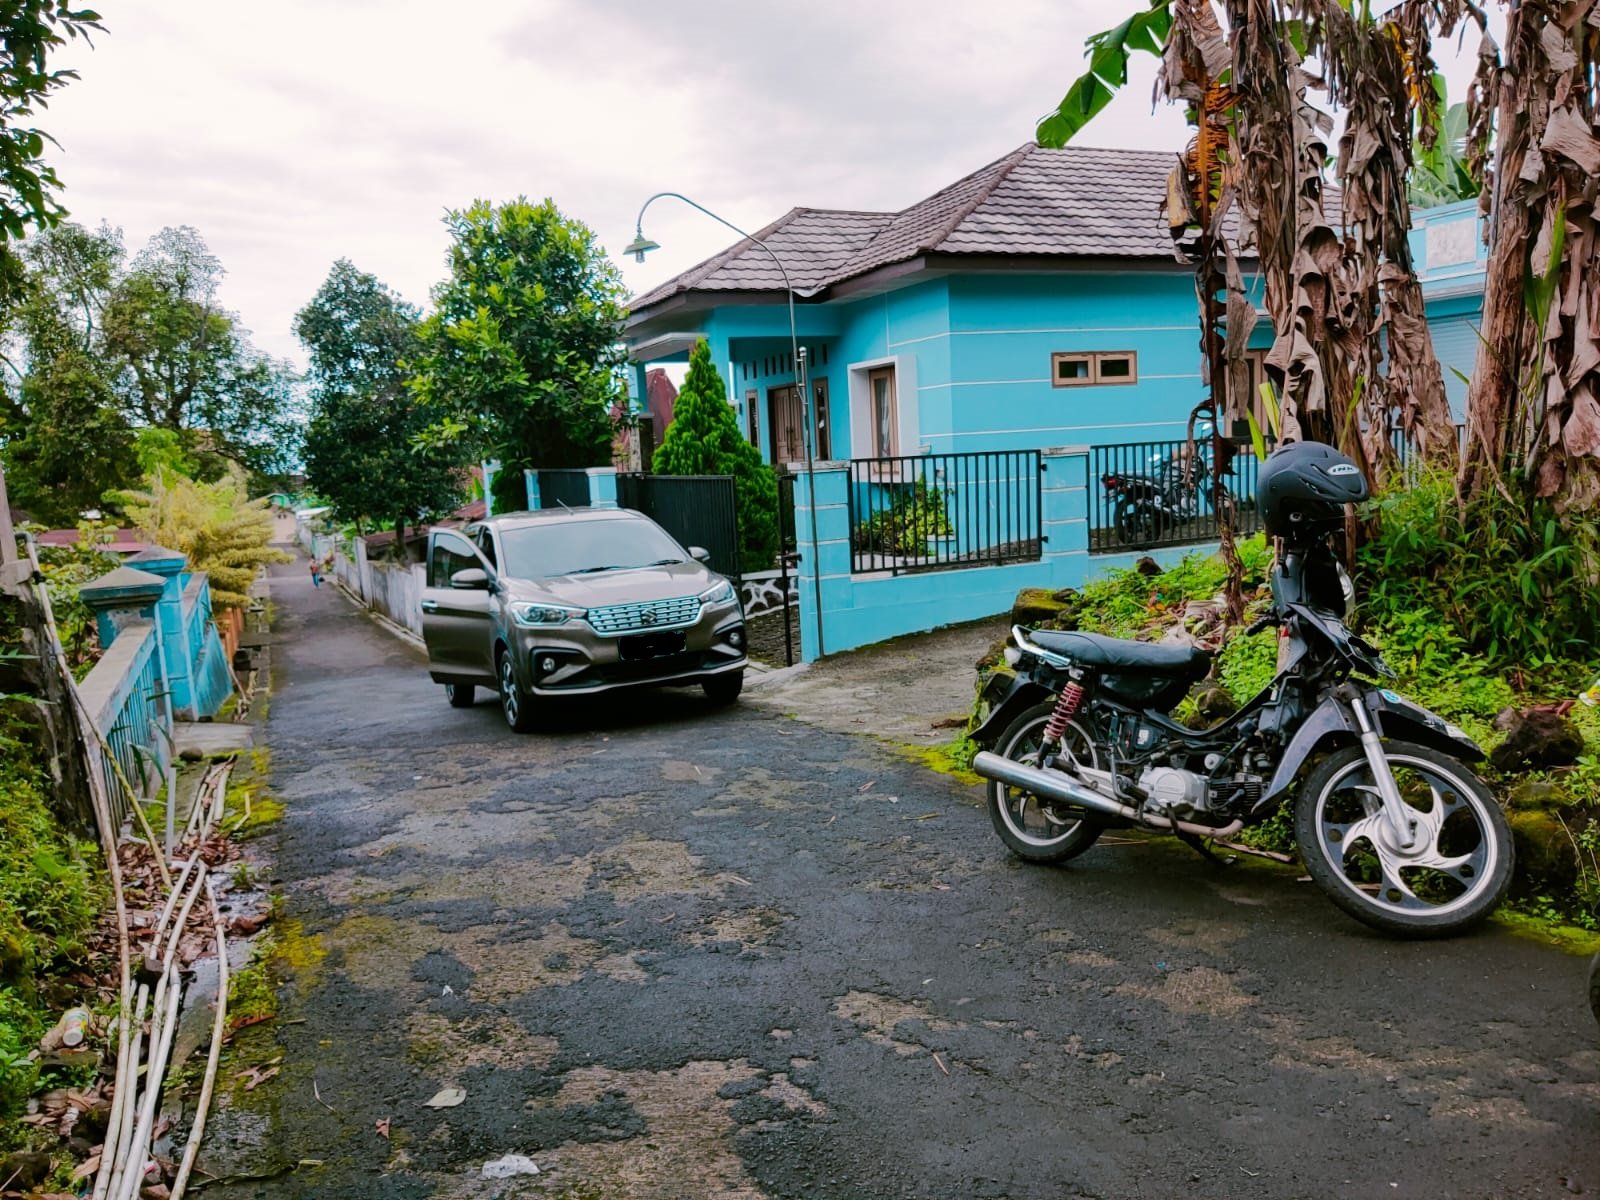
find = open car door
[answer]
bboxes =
[420,529,496,687]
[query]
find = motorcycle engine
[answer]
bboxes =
[1136,766,1210,817]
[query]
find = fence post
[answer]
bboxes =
[1041,447,1091,589]
[792,465,851,661]
[124,545,198,718]
[586,467,619,509]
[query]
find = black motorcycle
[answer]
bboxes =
[972,441,1514,938]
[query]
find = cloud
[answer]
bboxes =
[36,1,1483,369]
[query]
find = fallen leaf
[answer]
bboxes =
[375,1117,391,1139]
[239,1065,280,1091]
[422,1086,466,1109]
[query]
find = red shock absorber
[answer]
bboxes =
[1042,682,1086,744]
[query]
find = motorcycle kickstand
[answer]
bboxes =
[1176,830,1235,869]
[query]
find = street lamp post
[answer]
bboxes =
[627,193,826,657]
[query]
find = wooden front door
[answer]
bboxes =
[768,385,805,466]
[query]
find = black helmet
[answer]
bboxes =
[1256,441,1368,538]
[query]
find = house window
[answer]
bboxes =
[868,367,897,458]
[1051,351,1138,387]
[745,390,759,445]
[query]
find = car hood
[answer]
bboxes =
[504,560,718,607]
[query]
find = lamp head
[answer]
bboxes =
[624,229,660,264]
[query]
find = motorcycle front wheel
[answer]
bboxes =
[1294,740,1513,938]
[986,702,1104,864]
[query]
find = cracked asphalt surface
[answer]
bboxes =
[209,555,1600,1199]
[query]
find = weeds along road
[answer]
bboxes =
[207,555,1600,1200]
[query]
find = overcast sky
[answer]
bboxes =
[44,2,1478,370]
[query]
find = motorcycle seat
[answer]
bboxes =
[1030,629,1210,676]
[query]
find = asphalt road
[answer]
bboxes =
[208,556,1600,1200]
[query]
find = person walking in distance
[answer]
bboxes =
[310,555,324,588]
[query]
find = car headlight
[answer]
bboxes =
[699,579,736,605]
[512,603,584,626]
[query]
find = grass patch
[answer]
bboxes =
[0,699,104,1134]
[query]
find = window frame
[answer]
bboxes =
[867,366,898,458]
[1050,350,1139,388]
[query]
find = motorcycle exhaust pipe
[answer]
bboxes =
[972,751,1244,840]
[973,751,1140,822]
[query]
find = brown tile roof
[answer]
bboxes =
[630,144,1212,313]
[631,207,893,309]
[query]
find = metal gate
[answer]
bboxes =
[617,474,741,581]
[537,469,592,510]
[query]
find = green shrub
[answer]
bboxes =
[1360,466,1600,671]
[0,702,101,1124]
[851,478,953,558]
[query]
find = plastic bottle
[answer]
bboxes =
[58,1007,89,1048]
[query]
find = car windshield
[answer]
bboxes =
[498,519,687,579]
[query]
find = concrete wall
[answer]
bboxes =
[789,447,1207,661]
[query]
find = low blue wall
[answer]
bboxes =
[792,450,1212,661]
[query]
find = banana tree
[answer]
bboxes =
[1040,0,1463,481]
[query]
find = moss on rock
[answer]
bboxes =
[1507,809,1578,891]
[1009,587,1079,630]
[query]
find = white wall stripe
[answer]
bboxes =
[888,325,1203,349]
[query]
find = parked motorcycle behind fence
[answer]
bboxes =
[974,440,1514,938]
[1101,422,1235,549]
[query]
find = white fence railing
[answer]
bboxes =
[298,521,425,638]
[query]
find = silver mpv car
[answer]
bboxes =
[420,508,747,731]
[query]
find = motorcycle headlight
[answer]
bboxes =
[699,579,736,605]
[512,603,584,626]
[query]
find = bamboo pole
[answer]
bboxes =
[168,875,229,1200]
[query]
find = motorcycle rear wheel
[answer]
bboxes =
[1295,740,1513,938]
[986,702,1104,864]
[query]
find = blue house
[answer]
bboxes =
[626,143,1252,466]
[621,146,1487,660]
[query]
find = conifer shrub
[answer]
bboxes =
[652,340,780,573]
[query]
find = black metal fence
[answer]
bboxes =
[848,450,1042,575]
[617,473,742,581]
[537,469,592,510]
[1089,439,1263,553]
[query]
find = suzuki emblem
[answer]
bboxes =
[640,609,659,626]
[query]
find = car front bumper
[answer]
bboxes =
[509,602,747,696]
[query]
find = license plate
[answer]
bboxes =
[620,631,688,661]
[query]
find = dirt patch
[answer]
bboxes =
[525,1060,778,1199]
[687,906,789,950]
[1114,966,1257,1018]
[831,989,963,1055]
[453,922,612,1002]
[584,836,733,902]
[661,759,721,784]
[406,1009,559,1078]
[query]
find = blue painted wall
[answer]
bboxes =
[634,224,1488,460]
[1411,200,1488,419]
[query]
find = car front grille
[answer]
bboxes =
[586,595,702,635]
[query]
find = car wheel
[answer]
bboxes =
[498,649,538,733]
[445,683,475,708]
[701,670,743,706]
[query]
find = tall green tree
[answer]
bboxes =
[295,260,461,558]
[0,222,135,523]
[411,198,626,509]
[101,225,300,478]
[653,339,779,572]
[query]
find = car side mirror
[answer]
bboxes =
[450,567,490,590]
[688,546,711,564]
